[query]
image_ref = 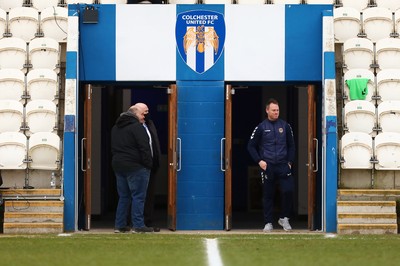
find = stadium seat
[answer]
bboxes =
[375,38,400,71]
[236,0,266,3]
[0,0,24,12]
[28,37,60,73]
[203,0,232,3]
[374,132,400,170]
[31,0,60,11]
[0,100,24,133]
[0,8,6,39]
[344,100,377,136]
[168,0,197,3]
[8,7,39,43]
[271,0,302,4]
[376,69,400,103]
[28,132,60,170]
[375,0,400,12]
[0,37,27,72]
[0,69,26,103]
[340,132,373,169]
[334,7,361,43]
[100,0,128,3]
[25,99,57,135]
[343,68,375,103]
[40,6,68,43]
[362,7,394,43]
[343,37,374,71]
[377,100,400,133]
[340,0,369,11]
[26,69,58,104]
[0,131,27,170]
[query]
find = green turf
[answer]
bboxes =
[1,234,400,266]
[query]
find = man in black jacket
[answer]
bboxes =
[111,103,153,233]
[247,98,295,232]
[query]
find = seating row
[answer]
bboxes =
[0,6,67,42]
[0,37,60,73]
[342,37,400,72]
[0,99,58,135]
[0,68,59,104]
[343,68,400,103]
[334,7,400,43]
[0,131,61,170]
[343,100,400,136]
[340,131,400,170]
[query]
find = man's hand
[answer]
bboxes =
[259,160,267,171]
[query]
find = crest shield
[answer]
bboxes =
[176,10,226,74]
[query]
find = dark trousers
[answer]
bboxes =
[144,168,157,226]
[262,163,294,224]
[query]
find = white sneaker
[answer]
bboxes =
[278,217,292,231]
[263,223,273,232]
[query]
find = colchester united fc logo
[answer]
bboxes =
[176,10,226,74]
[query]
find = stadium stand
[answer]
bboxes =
[28,37,60,73]
[0,131,27,170]
[0,69,26,103]
[362,7,394,43]
[343,68,376,104]
[334,7,361,43]
[0,37,28,72]
[376,69,400,103]
[25,99,57,136]
[340,0,370,11]
[0,0,24,12]
[342,37,374,72]
[377,100,400,133]
[8,7,39,43]
[375,0,400,12]
[0,100,24,133]
[31,0,60,11]
[40,6,68,43]
[340,131,374,169]
[374,132,400,170]
[344,100,377,136]
[26,68,59,104]
[375,37,400,71]
[28,131,60,170]
[0,8,5,38]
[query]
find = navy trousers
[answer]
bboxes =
[262,163,294,224]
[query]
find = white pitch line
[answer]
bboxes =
[205,238,223,266]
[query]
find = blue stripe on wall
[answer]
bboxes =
[78,4,116,81]
[285,5,332,81]
[63,130,76,231]
[324,52,335,80]
[66,52,77,79]
[325,115,337,233]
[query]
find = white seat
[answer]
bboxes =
[28,37,60,73]
[377,100,400,133]
[272,0,302,3]
[0,69,26,103]
[334,7,361,43]
[26,68,58,104]
[376,69,400,102]
[0,8,6,39]
[306,0,333,4]
[340,132,373,169]
[341,0,369,11]
[362,7,394,43]
[375,0,400,12]
[31,0,60,11]
[25,99,57,135]
[344,100,376,136]
[0,100,24,133]
[343,37,374,71]
[0,0,24,12]
[66,0,94,4]
[0,37,27,72]
[395,9,400,35]
[203,0,232,3]
[374,132,400,170]
[40,6,68,43]
[343,69,375,103]
[168,0,197,3]
[236,0,266,3]
[28,132,60,170]
[376,38,400,71]
[0,131,27,169]
[8,7,39,43]
[100,0,128,3]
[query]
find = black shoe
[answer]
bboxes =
[133,226,154,233]
[153,227,160,232]
[114,227,131,233]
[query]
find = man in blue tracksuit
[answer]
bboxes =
[247,98,295,232]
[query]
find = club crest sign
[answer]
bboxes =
[176,10,226,74]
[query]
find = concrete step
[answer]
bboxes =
[337,201,396,213]
[338,213,397,224]
[338,189,400,201]
[338,224,398,234]
[0,189,61,199]
[4,200,63,213]
[4,212,63,223]
[3,222,63,234]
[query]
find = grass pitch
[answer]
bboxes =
[1,233,400,266]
